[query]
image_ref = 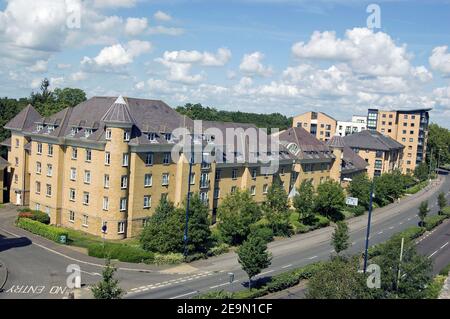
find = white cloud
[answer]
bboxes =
[125,17,148,36]
[162,48,231,66]
[434,86,450,108]
[93,0,137,8]
[154,10,172,22]
[156,59,204,84]
[82,40,152,69]
[239,52,272,77]
[429,46,450,75]
[57,63,72,69]
[135,81,145,90]
[70,71,87,81]
[28,60,48,73]
[30,78,42,89]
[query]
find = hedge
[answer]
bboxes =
[405,181,428,195]
[87,242,154,264]
[424,215,447,231]
[440,206,450,217]
[153,253,184,265]
[17,218,68,243]
[17,209,50,224]
[369,226,425,258]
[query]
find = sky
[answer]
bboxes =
[0,0,450,127]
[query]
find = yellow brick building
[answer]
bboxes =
[292,111,337,142]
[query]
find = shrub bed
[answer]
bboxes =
[153,253,184,265]
[17,209,50,224]
[17,218,68,243]
[207,243,230,257]
[424,215,447,231]
[87,242,154,263]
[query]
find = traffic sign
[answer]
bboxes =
[345,196,359,206]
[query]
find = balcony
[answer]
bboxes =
[200,180,210,189]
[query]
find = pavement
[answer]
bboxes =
[0,173,449,299]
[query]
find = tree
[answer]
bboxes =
[414,162,429,182]
[306,257,371,299]
[418,201,429,227]
[263,177,291,236]
[347,173,371,209]
[427,123,450,168]
[371,236,432,299]
[140,198,184,254]
[315,180,345,222]
[184,193,212,254]
[53,87,87,107]
[438,192,447,214]
[217,190,262,245]
[237,233,272,289]
[293,180,315,225]
[331,221,350,255]
[91,259,124,299]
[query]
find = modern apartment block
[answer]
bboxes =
[292,112,367,141]
[343,130,404,178]
[367,108,430,174]
[2,96,362,240]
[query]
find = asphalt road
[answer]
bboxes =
[0,173,449,299]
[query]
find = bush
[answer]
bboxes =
[153,253,184,265]
[207,243,230,257]
[266,272,299,292]
[17,218,68,243]
[194,290,233,299]
[369,226,425,258]
[423,275,446,299]
[347,205,366,217]
[249,225,274,243]
[185,253,207,263]
[405,181,428,194]
[311,215,330,230]
[87,243,154,263]
[17,210,50,224]
[440,206,450,217]
[424,215,447,231]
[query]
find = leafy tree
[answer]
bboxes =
[371,236,433,299]
[331,221,350,255]
[53,87,87,108]
[184,193,212,254]
[315,180,345,222]
[306,257,371,299]
[140,198,184,254]
[293,180,315,225]
[438,192,447,214]
[91,259,124,299]
[217,190,262,245]
[263,177,291,236]
[427,123,450,167]
[418,201,429,226]
[414,162,429,182]
[348,173,372,209]
[237,233,272,289]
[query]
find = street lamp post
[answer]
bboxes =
[363,178,375,273]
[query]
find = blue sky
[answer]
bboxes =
[1,0,450,127]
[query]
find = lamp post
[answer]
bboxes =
[363,178,375,273]
[183,136,195,259]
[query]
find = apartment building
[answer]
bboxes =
[292,111,337,142]
[336,115,367,137]
[343,130,404,178]
[367,108,430,174]
[2,96,300,239]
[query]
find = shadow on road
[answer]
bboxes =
[0,236,32,252]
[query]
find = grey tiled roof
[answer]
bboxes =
[326,135,346,148]
[101,96,135,125]
[341,145,368,174]
[4,104,41,131]
[0,137,11,147]
[343,130,404,151]
[0,157,9,169]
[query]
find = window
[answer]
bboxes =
[48,144,53,156]
[36,162,42,174]
[35,182,41,194]
[376,151,383,158]
[121,175,128,189]
[402,138,406,142]
[162,173,169,186]
[163,152,171,164]
[148,132,157,141]
[69,211,75,223]
[409,138,414,142]
[200,192,208,204]
[215,170,221,181]
[45,207,50,215]
[83,192,90,205]
[82,215,88,227]
[85,149,92,162]
[72,147,78,160]
[200,173,209,188]
[47,125,55,133]
[13,157,18,166]
[122,153,129,167]
[35,203,40,211]
[105,128,112,140]
[144,195,151,208]
[70,168,76,181]
[124,130,130,141]
[232,169,238,180]
[84,129,93,138]
[214,188,220,199]
[402,130,407,134]
[37,143,43,154]
[69,188,76,201]
[410,130,414,135]
[145,153,153,166]
[46,184,52,197]
[47,164,53,177]
[231,186,237,193]
[84,170,91,184]
[104,174,110,188]
[189,173,195,185]
[118,222,126,234]
[120,198,127,211]
[103,197,109,210]
[250,185,256,196]
[375,160,383,169]
[252,169,257,179]
[15,138,19,148]
[404,114,408,119]
[14,174,18,183]
[280,167,285,175]
[161,193,168,201]
[144,174,152,187]
[165,133,172,141]
[263,184,269,194]
[105,152,111,165]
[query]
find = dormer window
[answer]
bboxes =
[71,127,80,136]
[47,125,55,133]
[148,132,157,141]
[165,133,172,141]
[37,124,44,132]
[84,129,93,138]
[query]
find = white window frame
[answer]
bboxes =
[72,147,78,160]
[163,152,170,165]
[83,192,90,205]
[103,197,109,211]
[232,169,238,180]
[84,170,91,184]
[70,168,77,181]
[69,211,75,223]
[118,221,126,234]
[46,184,52,197]
[121,175,128,189]
[36,162,42,174]
[122,153,129,167]
[69,188,76,201]
[144,174,152,187]
[143,195,151,209]
[82,215,88,227]
[35,181,41,194]
[85,149,92,162]
[37,143,43,155]
[145,153,153,166]
[250,185,256,196]
[124,130,130,142]
[263,184,268,194]
[120,198,127,211]
[162,173,169,186]
[104,174,110,188]
[105,128,112,140]
[105,152,111,165]
[48,144,53,157]
[46,164,53,177]
[190,173,195,185]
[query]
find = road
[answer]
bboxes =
[0,173,449,299]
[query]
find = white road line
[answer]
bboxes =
[440,242,449,250]
[281,264,292,269]
[170,291,198,299]
[209,282,230,289]
[399,222,403,225]
[307,255,318,260]
[258,269,275,276]
[377,231,384,235]
[389,226,394,230]
[429,250,439,258]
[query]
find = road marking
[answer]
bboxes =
[281,264,292,269]
[407,217,412,221]
[79,270,101,276]
[307,256,318,260]
[399,222,403,225]
[170,291,198,299]
[389,226,394,230]
[330,249,335,253]
[429,250,439,258]
[258,270,275,276]
[440,242,449,250]
[377,231,383,235]
[209,282,230,289]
